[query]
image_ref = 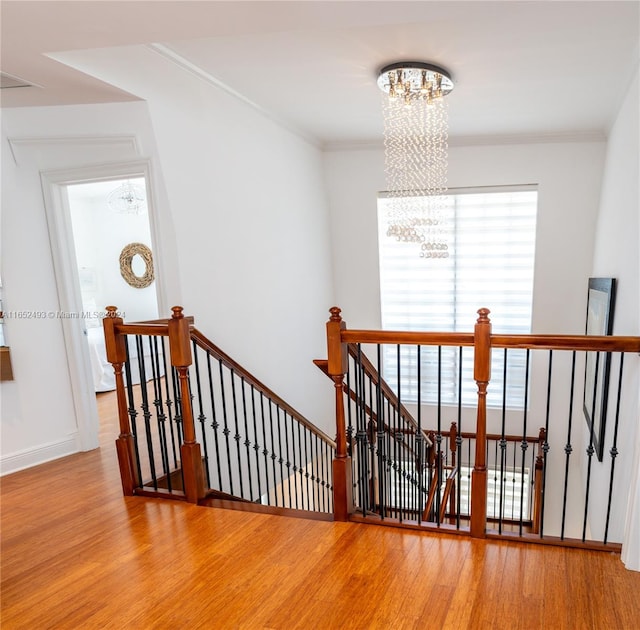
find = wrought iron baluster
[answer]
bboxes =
[275,405,285,508]
[583,351,601,542]
[160,337,179,469]
[259,393,270,505]
[124,337,142,485]
[456,345,463,529]
[249,387,262,502]
[240,376,253,501]
[377,344,386,520]
[604,354,625,544]
[204,352,222,491]
[229,369,244,499]
[267,400,278,507]
[435,345,442,526]
[192,342,211,489]
[303,426,311,512]
[283,410,292,508]
[218,359,233,496]
[519,349,531,536]
[560,351,577,540]
[499,349,508,534]
[538,351,553,536]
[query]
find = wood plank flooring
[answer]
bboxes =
[2,390,640,629]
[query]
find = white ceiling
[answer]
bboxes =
[1,1,639,146]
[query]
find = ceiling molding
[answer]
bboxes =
[147,43,322,150]
[322,130,607,152]
[8,135,140,167]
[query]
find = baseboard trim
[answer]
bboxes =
[0,436,79,476]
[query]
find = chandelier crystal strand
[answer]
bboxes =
[379,63,453,258]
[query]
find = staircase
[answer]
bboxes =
[103,305,640,552]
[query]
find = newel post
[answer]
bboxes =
[168,306,206,504]
[104,306,139,495]
[471,308,492,538]
[327,307,353,521]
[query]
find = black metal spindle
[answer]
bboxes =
[159,338,179,469]
[283,410,293,508]
[498,348,508,534]
[583,351,601,542]
[205,353,222,491]
[218,360,234,496]
[229,369,245,499]
[123,337,143,485]
[249,387,262,503]
[303,427,311,512]
[415,345,422,524]
[267,400,278,507]
[312,433,319,511]
[291,412,304,509]
[240,377,253,501]
[560,351,577,540]
[192,343,211,489]
[275,404,285,507]
[604,354,625,544]
[538,351,553,537]
[297,420,305,510]
[376,344,386,520]
[519,349,531,536]
[396,344,403,522]
[346,366,353,458]
[456,346,463,529]
[259,393,270,505]
[436,345,442,525]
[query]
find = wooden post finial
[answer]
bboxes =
[477,308,491,324]
[171,306,184,320]
[105,306,119,318]
[329,307,342,322]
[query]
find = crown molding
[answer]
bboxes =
[322,130,607,152]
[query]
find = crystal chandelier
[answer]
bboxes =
[107,180,146,215]
[377,62,454,258]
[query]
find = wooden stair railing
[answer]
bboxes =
[324,306,640,550]
[104,306,336,518]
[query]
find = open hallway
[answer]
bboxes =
[2,391,640,629]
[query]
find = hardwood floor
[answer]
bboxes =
[2,391,640,629]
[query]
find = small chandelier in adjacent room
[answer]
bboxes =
[377,61,454,258]
[107,180,146,215]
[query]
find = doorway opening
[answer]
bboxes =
[66,177,159,396]
[42,160,163,452]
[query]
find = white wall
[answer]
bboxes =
[1,101,179,473]
[589,68,639,567]
[50,45,336,434]
[324,140,606,335]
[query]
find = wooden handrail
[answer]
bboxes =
[341,329,639,354]
[342,330,475,346]
[191,328,336,449]
[491,334,640,352]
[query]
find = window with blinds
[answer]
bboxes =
[378,187,538,409]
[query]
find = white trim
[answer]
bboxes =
[0,436,79,476]
[323,130,607,152]
[8,136,139,166]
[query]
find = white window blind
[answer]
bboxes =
[378,188,538,408]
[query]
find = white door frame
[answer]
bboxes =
[41,159,165,451]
